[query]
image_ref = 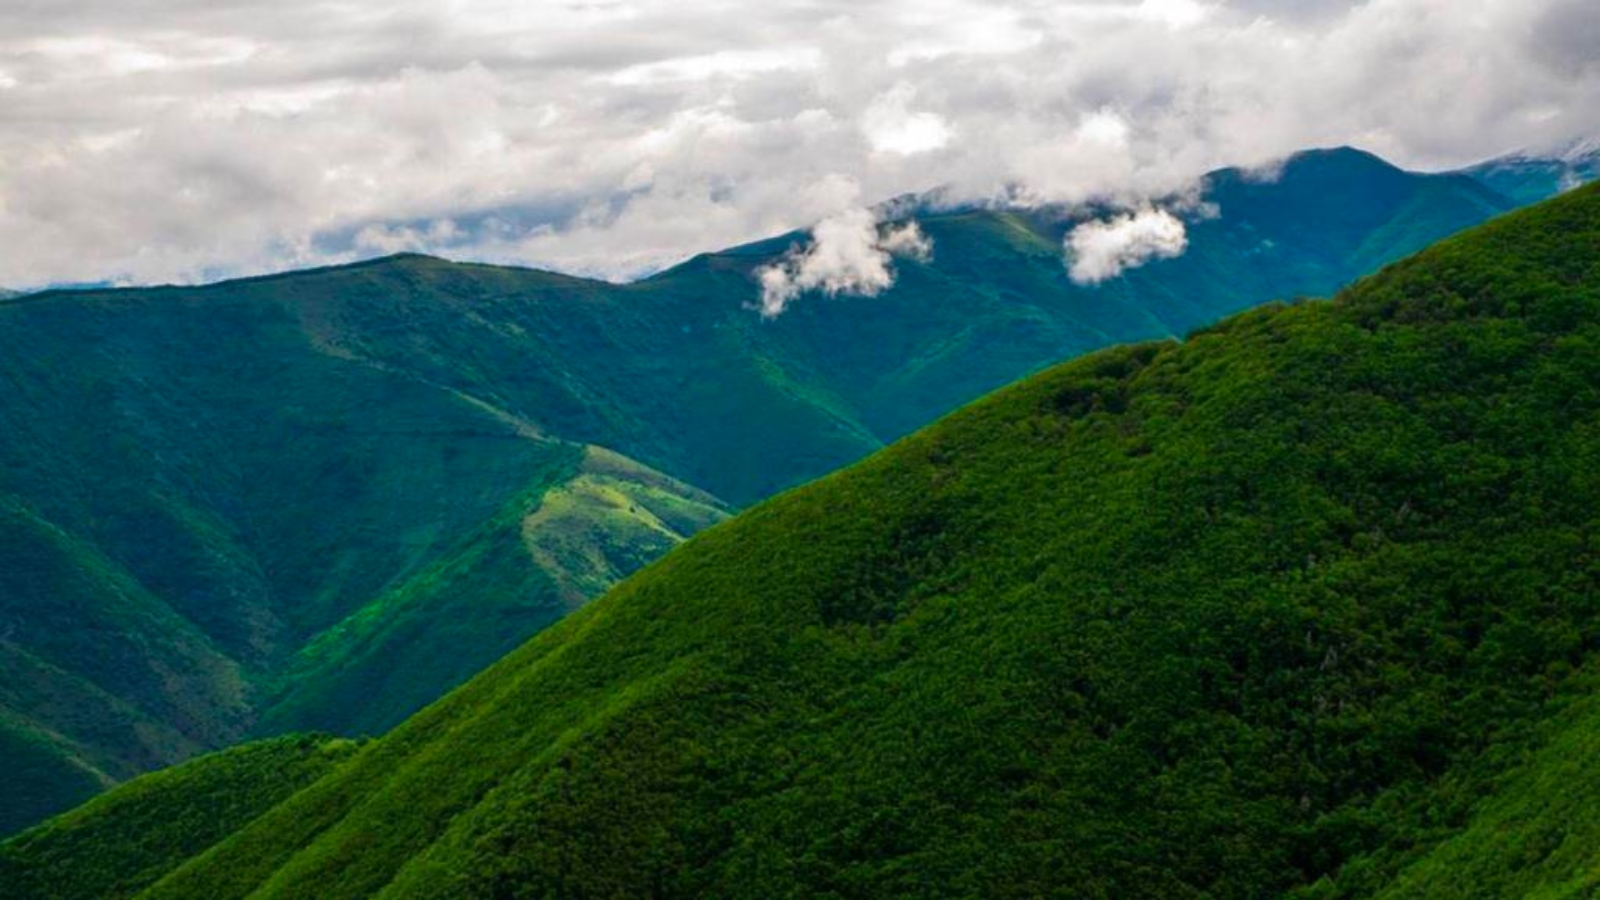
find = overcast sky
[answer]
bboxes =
[1,0,1597,288]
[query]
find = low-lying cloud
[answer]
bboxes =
[1066,207,1189,285]
[757,209,931,318]
[1,1,1599,289]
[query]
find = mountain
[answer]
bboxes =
[0,146,1521,835]
[0,734,359,900]
[1458,137,1600,205]
[9,178,1598,899]
[0,309,727,838]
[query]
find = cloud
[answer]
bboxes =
[1066,207,1188,285]
[0,0,1597,288]
[756,209,932,318]
[353,219,462,255]
[862,83,954,155]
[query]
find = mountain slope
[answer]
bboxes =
[1369,688,1600,900]
[1458,138,1600,205]
[0,146,1521,834]
[0,734,359,900]
[0,496,250,836]
[257,447,726,738]
[0,319,725,832]
[45,181,1600,899]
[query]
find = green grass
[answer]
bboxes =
[0,734,360,900]
[21,181,1595,898]
[0,146,1526,835]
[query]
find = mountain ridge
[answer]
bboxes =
[1,146,1505,303]
[0,144,1533,835]
[11,178,1597,899]
[1456,138,1600,205]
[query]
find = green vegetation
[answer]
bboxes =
[0,497,245,835]
[0,146,1526,834]
[14,181,1595,898]
[0,734,359,900]
[257,447,727,738]
[1371,689,1600,900]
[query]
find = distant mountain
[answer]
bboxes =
[11,180,1599,900]
[0,146,1523,835]
[1457,136,1600,205]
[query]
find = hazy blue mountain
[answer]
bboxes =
[1457,136,1600,205]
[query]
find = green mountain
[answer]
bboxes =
[1458,138,1600,205]
[9,178,1600,899]
[0,734,360,900]
[0,147,1520,835]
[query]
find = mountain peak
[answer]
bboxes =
[1280,145,1402,175]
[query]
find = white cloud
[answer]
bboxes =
[0,0,1596,288]
[354,219,462,254]
[756,208,932,318]
[1135,0,1214,28]
[607,47,823,86]
[862,84,953,155]
[880,220,934,260]
[1066,207,1189,284]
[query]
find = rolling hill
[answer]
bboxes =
[0,146,1523,835]
[7,175,1600,898]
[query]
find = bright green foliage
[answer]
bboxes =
[1368,686,1600,900]
[50,182,1600,899]
[0,734,359,900]
[0,146,1521,833]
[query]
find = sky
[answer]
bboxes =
[0,0,1597,289]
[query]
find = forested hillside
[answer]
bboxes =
[0,146,1521,834]
[9,177,1597,899]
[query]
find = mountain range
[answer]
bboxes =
[1457,137,1600,205]
[4,169,1599,900]
[0,144,1573,837]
